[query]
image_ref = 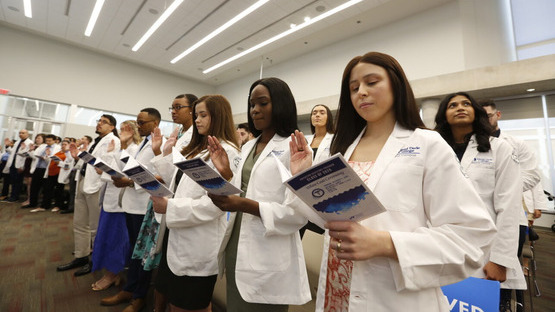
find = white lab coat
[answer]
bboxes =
[121,135,163,215]
[57,151,74,184]
[314,125,496,312]
[499,132,542,226]
[462,135,526,290]
[75,132,119,195]
[2,137,33,173]
[523,183,548,216]
[221,134,311,305]
[94,137,123,213]
[150,126,193,223]
[306,132,334,164]
[31,143,61,178]
[161,142,241,277]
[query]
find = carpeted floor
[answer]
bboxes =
[1,199,554,312]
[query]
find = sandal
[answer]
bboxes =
[92,275,121,291]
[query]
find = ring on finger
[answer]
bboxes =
[337,240,342,252]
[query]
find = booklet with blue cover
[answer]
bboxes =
[78,151,96,165]
[122,156,174,197]
[172,147,242,196]
[93,157,126,179]
[279,153,386,228]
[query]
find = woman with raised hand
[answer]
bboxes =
[434,92,525,311]
[208,78,311,312]
[150,95,241,312]
[90,120,139,291]
[289,52,495,312]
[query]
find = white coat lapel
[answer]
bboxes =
[250,134,281,174]
[460,135,479,171]
[366,125,409,191]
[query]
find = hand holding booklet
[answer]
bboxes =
[276,153,386,228]
[122,156,173,197]
[172,147,242,196]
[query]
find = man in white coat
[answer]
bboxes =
[57,115,120,276]
[101,108,162,312]
[2,129,32,202]
[481,100,541,312]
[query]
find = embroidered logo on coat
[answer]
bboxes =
[270,150,285,157]
[395,146,421,157]
[472,157,493,165]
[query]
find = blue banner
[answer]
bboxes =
[441,277,500,312]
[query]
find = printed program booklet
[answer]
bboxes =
[78,151,96,165]
[122,156,173,197]
[278,153,386,228]
[172,147,242,196]
[93,157,126,179]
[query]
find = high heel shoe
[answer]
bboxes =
[92,275,121,291]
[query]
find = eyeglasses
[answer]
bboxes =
[136,120,155,126]
[168,105,191,114]
[96,119,112,125]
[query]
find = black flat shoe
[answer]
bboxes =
[74,262,92,276]
[56,257,88,271]
[60,209,74,214]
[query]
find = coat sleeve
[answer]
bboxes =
[389,133,496,291]
[489,140,522,268]
[257,150,308,236]
[514,138,540,192]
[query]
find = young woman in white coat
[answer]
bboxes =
[208,78,311,312]
[90,120,141,291]
[289,52,496,312]
[300,104,336,238]
[151,95,241,312]
[434,91,525,311]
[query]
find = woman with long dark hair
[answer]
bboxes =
[207,78,311,311]
[289,52,495,311]
[434,92,525,311]
[151,95,241,312]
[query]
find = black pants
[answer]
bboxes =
[1,172,10,197]
[123,212,152,299]
[29,168,46,207]
[41,175,64,209]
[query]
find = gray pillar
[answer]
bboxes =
[421,98,441,129]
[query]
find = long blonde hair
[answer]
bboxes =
[121,120,142,145]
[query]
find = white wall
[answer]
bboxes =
[217,1,466,116]
[0,25,215,121]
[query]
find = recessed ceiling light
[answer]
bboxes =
[23,0,32,18]
[203,0,363,74]
[8,6,19,12]
[85,0,106,37]
[170,0,269,64]
[123,43,130,47]
[133,0,184,51]
[527,88,535,92]
[316,5,326,12]
[148,8,159,15]
[304,16,311,23]
[290,23,296,29]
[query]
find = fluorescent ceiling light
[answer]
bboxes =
[171,0,269,64]
[132,0,184,52]
[203,0,363,74]
[23,0,32,18]
[85,0,106,37]
[526,88,535,92]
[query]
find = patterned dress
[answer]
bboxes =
[324,161,374,312]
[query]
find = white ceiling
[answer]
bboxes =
[0,0,450,86]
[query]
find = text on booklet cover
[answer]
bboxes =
[285,154,385,223]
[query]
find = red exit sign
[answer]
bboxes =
[0,89,10,95]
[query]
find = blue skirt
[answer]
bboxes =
[92,208,130,274]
